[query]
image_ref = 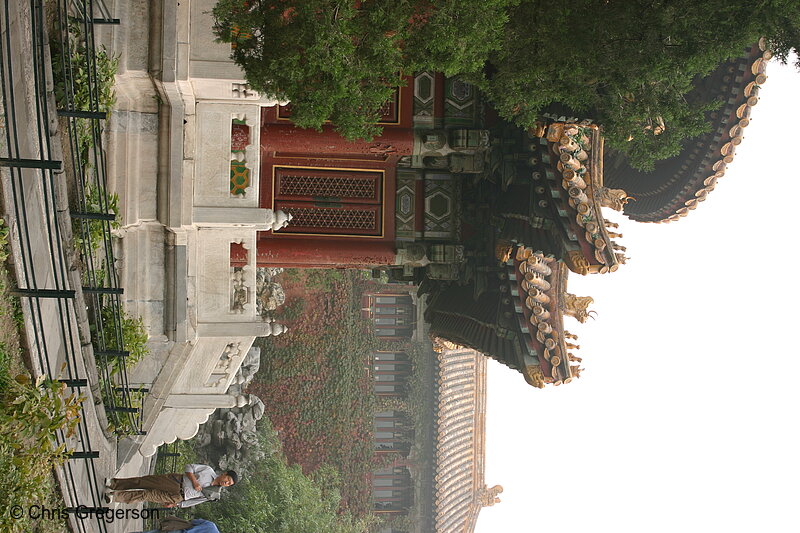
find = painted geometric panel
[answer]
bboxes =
[423,173,461,240]
[230,117,251,196]
[416,74,433,103]
[230,162,250,196]
[395,171,418,240]
[413,71,436,127]
[231,121,250,151]
[444,77,478,127]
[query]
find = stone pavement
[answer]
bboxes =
[0,1,152,532]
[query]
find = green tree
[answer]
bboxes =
[194,425,373,533]
[479,0,800,170]
[212,0,511,140]
[213,0,800,170]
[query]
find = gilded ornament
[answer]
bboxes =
[596,186,634,211]
[479,485,505,507]
[523,365,545,388]
[565,251,590,275]
[431,336,462,353]
[562,293,596,323]
[495,240,514,263]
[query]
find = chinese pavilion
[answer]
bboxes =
[107,0,771,459]
[249,43,771,387]
[252,72,627,387]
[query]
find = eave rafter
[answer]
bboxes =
[540,123,629,273]
[506,246,591,387]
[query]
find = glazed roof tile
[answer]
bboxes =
[433,348,490,533]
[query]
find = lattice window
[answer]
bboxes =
[277,173,378,201]
[278,205,380,235]
[274,166,384,236]
[376,91,399,124]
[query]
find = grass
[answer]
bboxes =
[0,218,23,389]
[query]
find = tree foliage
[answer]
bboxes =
[250,270,377,515]
[0,376,84,533]
[194,420,373,533]
[481,1,800,170]
[212,0,511,140]
[214,0,800,170]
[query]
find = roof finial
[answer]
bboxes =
[479,485,504,507]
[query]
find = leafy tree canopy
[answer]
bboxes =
[194,420,373,533]
[213,0,800,170]
[213,0,510,140]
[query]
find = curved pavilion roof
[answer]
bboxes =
[603,42,770,223]
[433,347,496,533]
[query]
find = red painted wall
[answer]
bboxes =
[257,81,415,268]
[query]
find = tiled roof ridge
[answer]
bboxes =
[544,123,629,272]
[640,39,771,223]
[510,247,590,387]
[432,349,488,533]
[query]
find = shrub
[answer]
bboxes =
[194,419,374,533]
[0,375,84,533]
[51,21,119,172]
[99,304,149,376]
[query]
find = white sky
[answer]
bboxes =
[476,58,800,533]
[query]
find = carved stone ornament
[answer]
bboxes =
[565,250,590,275]
[562,293,596,323]
[596,186,634,211]
[271,210,293,231]
[215,342,243,373]
[230,269,249,313]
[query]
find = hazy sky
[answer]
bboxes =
[476,58,800,533]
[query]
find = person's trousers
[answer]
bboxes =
[110,473,183,505]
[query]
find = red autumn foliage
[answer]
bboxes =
[248,270,378,516]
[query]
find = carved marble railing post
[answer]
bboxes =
[137,224,288,458]
[193,103,261,209]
